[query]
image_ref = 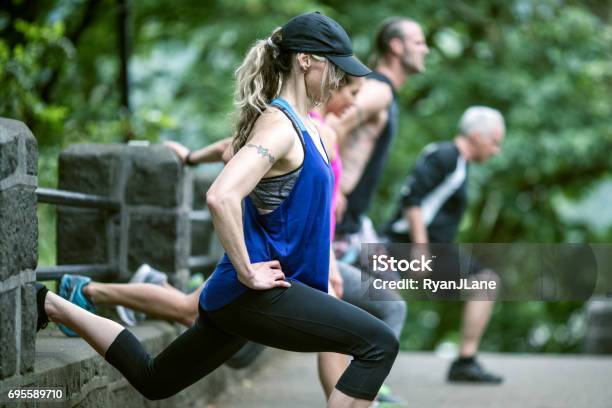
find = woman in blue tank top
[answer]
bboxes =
[35,12,399,407]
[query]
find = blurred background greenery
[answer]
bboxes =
[2,0,611,354]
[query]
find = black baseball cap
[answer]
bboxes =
[279,12,371,77]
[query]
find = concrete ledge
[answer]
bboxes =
[0,321,279,407]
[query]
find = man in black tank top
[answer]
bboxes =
[387,107,506,384]
[333,17,429,237]
[337,71,398,235]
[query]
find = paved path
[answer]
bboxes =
[211,351,612,408]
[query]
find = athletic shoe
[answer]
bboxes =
[187,273,205,293]
[35,283,49,332]
[376,383,404,406]
[116,264,168,327]
[447,358,503,384]
[58,274,96,337]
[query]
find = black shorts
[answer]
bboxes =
[384,235,486,299]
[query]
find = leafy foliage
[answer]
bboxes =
[2,0,610,353]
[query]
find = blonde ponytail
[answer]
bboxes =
[232,28,290,153]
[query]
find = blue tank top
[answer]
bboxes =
[200,98,333,311]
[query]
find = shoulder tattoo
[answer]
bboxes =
[245,143,275,163]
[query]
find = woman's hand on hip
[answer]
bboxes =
[238,260,291,290]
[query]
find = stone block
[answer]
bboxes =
[63,361,84,398]
[192,167,220,209]
[0,135,18,180]
[0,288,17,379]
[0,186,38,280]
[20,282,36,374]
[57,208,109,265]
[100,355,123,383]
[191,218,214,256]
[124,145,184,207]
[127,212,189,272]
[26,136,37,176]
[59,144,123,197]
[75,387,109,408]
[110,385,147,408]
[0,118,36,180]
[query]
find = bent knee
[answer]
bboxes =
[138,380,179,401]
[380,328,400,361]
[361,324,400,366]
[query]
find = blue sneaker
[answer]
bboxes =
[58,275,96,337]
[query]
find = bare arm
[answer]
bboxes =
[190,137,232,163]
[405,206,432,278]
[402,147,449,246]
[164,138,232,165]
[206,111,296,290]
[405,206,429,244]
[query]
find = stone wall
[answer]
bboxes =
[0,118,38,382]
[0,322,277,408]
[57,144,193,287]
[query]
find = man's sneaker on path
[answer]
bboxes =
[447,358,503,384]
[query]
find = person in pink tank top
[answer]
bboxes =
[311,74,408,405]
[310,76,364,242]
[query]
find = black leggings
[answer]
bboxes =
[105,281,399,401]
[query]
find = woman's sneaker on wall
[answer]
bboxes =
[116,264,168,327]
[35,283,50,332]
[58,275,96,337]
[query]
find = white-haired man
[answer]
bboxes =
[386,106,505,383]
